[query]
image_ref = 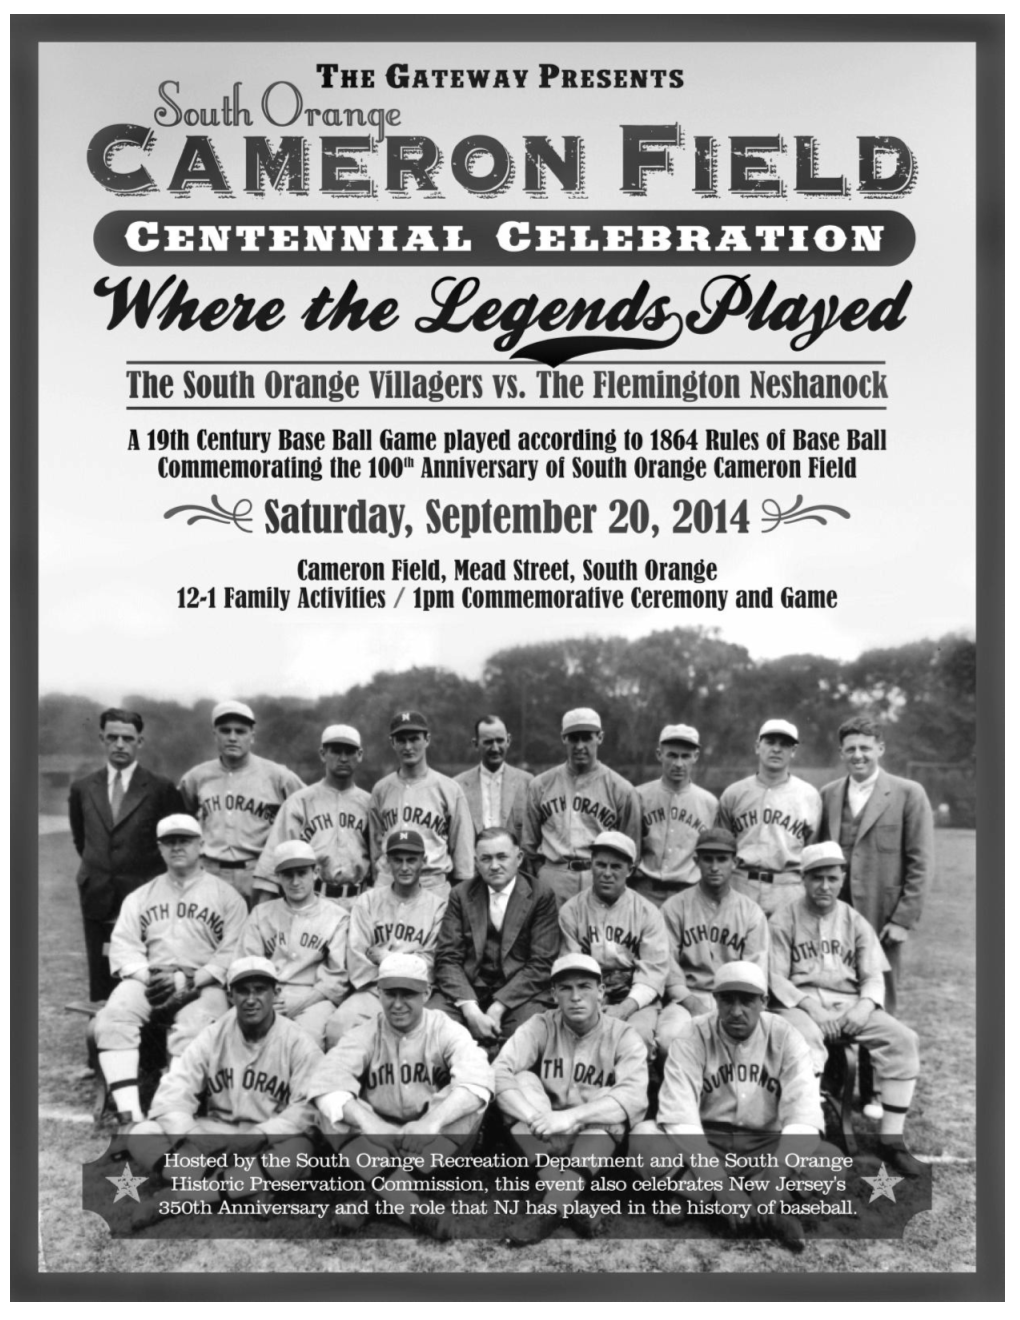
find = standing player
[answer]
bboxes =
[369,710,474,900]
[816,716,934,1014]
[521,708,641,907]
[179,700,304,907]
[453,715,533,846]
[68,707,184,1002]
[93,814,247,1126]
[655,828,770,1058]
[310,951,493,1240]
[634,723,719,908]
[558,831,669,1053]
[239,840,350,1046]
[493,953,648,1244]
[768,842,923,1177]
[325,829,447,1044]
[716,719,822,917]
[252,723,371,908]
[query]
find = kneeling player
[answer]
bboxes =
[493,953,648,1245]
[309,952,493,1240]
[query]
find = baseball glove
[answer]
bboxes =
[145,969,196,1022]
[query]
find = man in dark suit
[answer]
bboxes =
[432,826,559,1055]
[817,715,935,1014]
[68,708,184,1001]
[453,716,533,852]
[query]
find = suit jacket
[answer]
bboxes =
[453,763,533,847]
[818,769,934,934]
[68,765,185,920]
[434,873,559,1011]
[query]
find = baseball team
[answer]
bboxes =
[69,699,935,1249]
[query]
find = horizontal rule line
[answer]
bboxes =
[127,360,887,366]
[126,406,887,412]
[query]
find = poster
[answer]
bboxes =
[15,12,1002,1302]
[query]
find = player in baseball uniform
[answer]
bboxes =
[634,723,719,908]
[493,952,649,1244]
[93,814,247,1125]
[769,842,923,1177]
[521,707,641,908]
[179,700,304,907]
[655,827,770,1058]
[126,956,323,1217]
[558,830,669,1053]
[716,719,822,917]
[310,951,493,1240]
[369,710,474,900]
[239,840,350,1047]
[324,828,447,1045]
[252,723,371,908]
[634,961,826,1252]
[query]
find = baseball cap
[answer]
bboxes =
[591,830,637,864]
[713,961,767,996]
[227,956,279,989]
[562,707,602,735]
[274,840,318,872]
[695,828,738,854]
[321,723,361,748]
[758,718,799,742]
[385,828,426,855]
[659,723,700,747]
[801,841,848,873]
[551,953,603,982]
[157,814,202,839]
[390,710,429,735]
[377,952,430,991]
[212,700,256,727]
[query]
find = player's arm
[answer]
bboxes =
[447,785,476,883]
[177,771,198,817]
[251,798,295,891]
[311,908,352,1005]
[198,889,249,987]
[655,1031,718,1166]
[617,780,643,854]
[557,896,584,955]
[107,894,150,981]
[398,1086,489,1150]
[520,777,545,870]
[345,896,380,989]
[714,790,737,836]
[622,905,670,1012]
[766,908,811,1010]
[492,1018,547,1122]
[237,907,270,959]
[307,1031,377,1128]
[259,1035,324,1135]
[745,905,771,975]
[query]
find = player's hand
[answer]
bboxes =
[836,999,875,1037]
[366,945,388,965]
[529,1110,580,1139]
[880,922,909,945]
[192,969,214,989]
[396,1118,442,1153]
[797,998,832,1026]
[605,998,637,1021]
[463,1003,500,1041]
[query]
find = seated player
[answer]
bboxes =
[432,826,559,1056]
[655,828,769,1058]
[635,961,828,1252]
[238,840,350,1047]
[493,952,649,1245]
[769,841,924,1177]
[309,952,493,1240]
[127,956,323,1213]
[558,831,669,1053]
[324,829,446,1046]
[93,814,247,1126]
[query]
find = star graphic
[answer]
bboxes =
[860,1162,903,1203]
[106,1163,148,1203]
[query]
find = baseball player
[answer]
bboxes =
[126,956,322,1215]
[93,814,247,1125]
[521,707,641,908]
[252,723,371,908]
[768,842,923,1177]
[493,952,649,1245]
[310,951,493,1240]
[716,719,822,917]
[558,830,669,1053]
[634,723,719,907]
[655,827,770,1058]
[238,840,350,1046]
[634,961,826,1252]
[324,829,446,1045]
[369,710,474,900]
[179,700,304,907]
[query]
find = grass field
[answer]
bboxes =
[36,828,977,1276]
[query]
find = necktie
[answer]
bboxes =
[111,770,125,822]
[490,892,506,932]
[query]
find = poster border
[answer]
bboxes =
[11,10,1003,1302]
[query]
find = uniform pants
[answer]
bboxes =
[654,991,715,1057]
[731,875,803,917]
[777,995,920,1078]
[324,989,382,1047]
[629,874,695,910]
[276,984,337,1048]
[201,857,257,906]
[536,862,592,908]
[94,978,229,1055]
[605,1001,660,1054]
[500,1072,626,1190]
